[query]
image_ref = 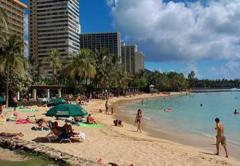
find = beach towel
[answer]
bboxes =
[17,106,38,112]
[18,108,37,113]
[16,119,30,124]
[7,115,16,121]
[78,122,104,128]
[17,106,25,109]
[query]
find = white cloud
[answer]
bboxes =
[106,0,117,7]
[108,0,240,62]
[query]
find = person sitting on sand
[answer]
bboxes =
[113,119,123,127]
[0,132,24,139]
[234,109,239,115]
[87,114,97,124]
[214,118,228,158]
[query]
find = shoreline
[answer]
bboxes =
[114,93,240,160]
[0,93,240,165]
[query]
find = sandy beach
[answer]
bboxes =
[1,93,240,166]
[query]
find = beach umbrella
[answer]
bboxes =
[46,104,88,117]
[47,98,66,107]
[0,96,6,105]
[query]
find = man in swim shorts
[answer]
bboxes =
[215,118,228,158]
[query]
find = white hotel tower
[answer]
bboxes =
[29,0,80,77]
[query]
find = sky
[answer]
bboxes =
[21,0,240,80]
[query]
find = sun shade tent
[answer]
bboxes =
[46,104,88,117]
[47,98,66,107]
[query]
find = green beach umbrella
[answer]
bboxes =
[47,98,66,107]
[0,96,6,105]
[46,104,88,117]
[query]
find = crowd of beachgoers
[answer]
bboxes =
[0,93,240,166]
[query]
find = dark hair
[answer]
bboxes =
[215,118,220,123]
[137,109,142,114]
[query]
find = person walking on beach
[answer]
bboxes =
[105,99,109,114]
[214,118,228,158]
[135,109,143,133]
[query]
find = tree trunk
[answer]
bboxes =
[85,78,89,97]
[6,64,9,107]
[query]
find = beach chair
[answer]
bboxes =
[46,122,85,143]
[46,131,85,143]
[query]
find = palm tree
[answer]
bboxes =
[65,49,96,85]
[110,64,131,95]
[93,49,114,89]
[0,34,27,107]
[49,49,62,83]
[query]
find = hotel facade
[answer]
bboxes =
[0,0,27,39]
[79,32,121,58]
[121,43,144,74]
[29,0,80,77]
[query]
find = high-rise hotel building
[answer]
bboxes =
[0,0,27,39]
[29,0,80,77]
[79,32,121,58]
[121,43,144,74]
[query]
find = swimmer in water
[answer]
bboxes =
[234,109,239,115]
[200,104,203,107]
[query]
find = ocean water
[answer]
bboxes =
[120,92,240,147]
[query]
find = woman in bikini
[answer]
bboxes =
[135,109,143,133]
